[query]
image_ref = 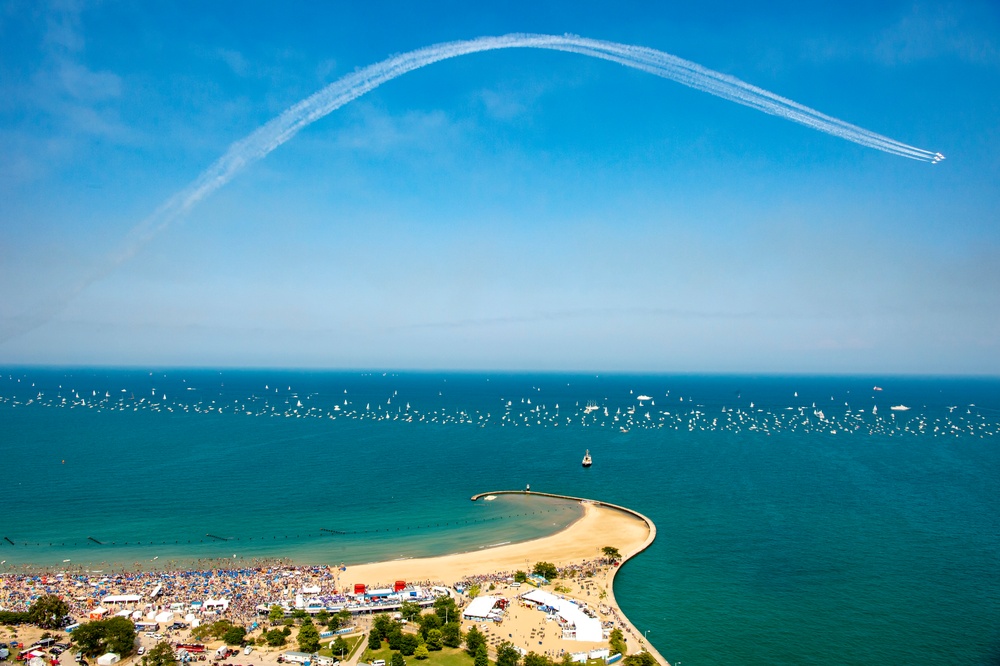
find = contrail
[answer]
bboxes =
[2,33,943,343]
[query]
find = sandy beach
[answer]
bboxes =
[2,495,669,666]
[342,500,650,587]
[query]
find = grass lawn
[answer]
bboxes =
[319,634,364,660]
[362,645,475,666]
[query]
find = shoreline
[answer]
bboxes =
[1,493,669,665]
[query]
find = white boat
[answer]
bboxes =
[890,405,911,411]
[582,450,592,467]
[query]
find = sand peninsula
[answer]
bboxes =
[345,491,665,664]
[1,492,668,666]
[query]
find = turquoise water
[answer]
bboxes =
[2,369,999,664]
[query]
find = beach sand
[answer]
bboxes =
[342,501,649,586]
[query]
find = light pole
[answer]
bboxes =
[643,629,649,644]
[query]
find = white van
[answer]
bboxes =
[244,647,253,655]
[372,660,386,666]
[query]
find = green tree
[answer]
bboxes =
[559,653,574,666]
[367,630,382,651]
[474,645,488,666]
[608,628,627,657]
[386,626,404,651]
[372,614,394,640]
[416,612,441,639]
[622,653,656,666]
[330,637,349,660]
[297,623,320,653]
[80,617,132,657]
[424,628,442,651]
[400,634,419,656]
[433,596,458,625]
[464,626,486,657]
[264,629,287,647]
[496,641,520,666]
[513,571,527,583]
[440,622,462,649]
[282,626,292,636]
[602,546,621,561]
[337,610,352,628]
[97,617,137,657]
[466,584,481,600]
[71,622,107,658]
[292,609,308,622]
[27,595,69,630]
[140,642,177,666]
[223,626,246,646]
[269,605,286,625]
[399,601,421,622]
[532,562,558,581]
[523,653,552,666]
[0,610,30,625]
[391,652,405,666]
[413,645,429,661]
[315,610,330,625]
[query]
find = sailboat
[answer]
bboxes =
[582,450,592,468]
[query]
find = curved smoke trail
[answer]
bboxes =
[3,33,943,342]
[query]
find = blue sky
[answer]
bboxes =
[1,1,998,373]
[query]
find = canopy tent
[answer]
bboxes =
[102,594,142,604]
[462,596,502,621]
[520,589,603,642]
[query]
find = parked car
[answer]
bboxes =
[138,647,146,656]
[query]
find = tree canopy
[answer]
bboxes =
[433,596,458,624]
[622,652,657,666]
[532,562,558,580]
[72,617,137,657]
[523,653,553,666]
[609,628,627,657]
[602,546,621,561]
[330,637,349,659]
[465,626,486,656]
[399,601,422,621]
[222,626,246,646]
[474,645,488,666]
[496,641,521,666]
[27,595,69,629]
[440,622,462,648]
[264,629,287,647]
[297,622,320,653]
[140,642,177,666]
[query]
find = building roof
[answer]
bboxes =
[520,589,602,642]
[462,595,502,620]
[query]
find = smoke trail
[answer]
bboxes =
[2,33,943,343]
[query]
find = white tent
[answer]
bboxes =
[462,596,501,621]
[155,611,174,624]
[97,654,120,666]
[204,598,229,611]
[301,584,321,594]
[520,589,603,642]
[28,657,46,666]
[102,594,142,604]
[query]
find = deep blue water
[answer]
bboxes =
[2,368,999,665]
